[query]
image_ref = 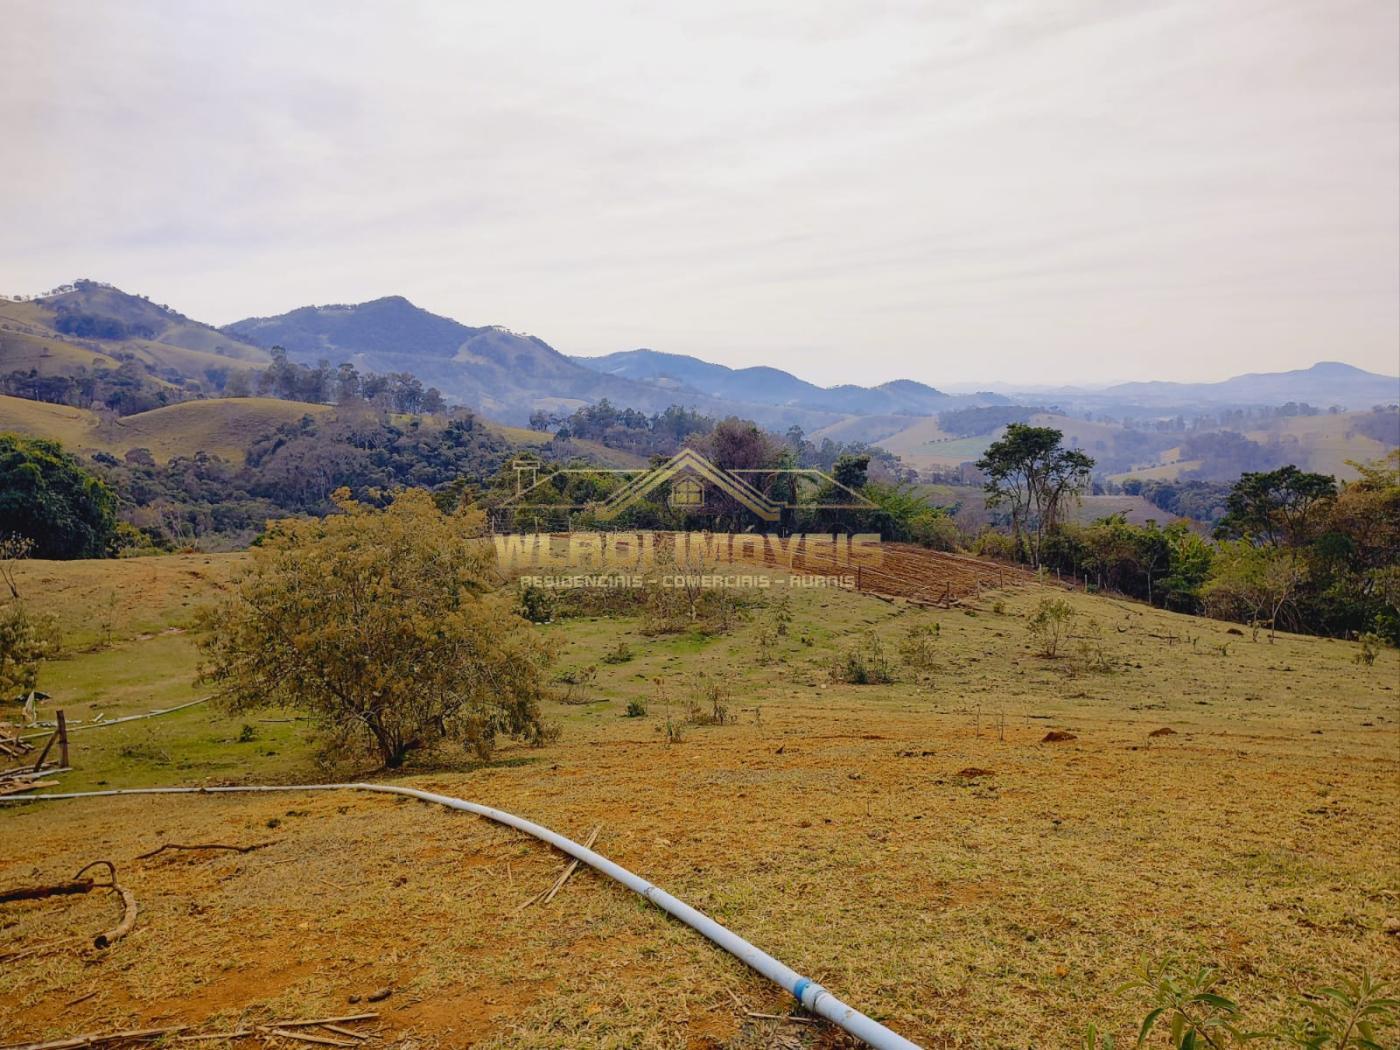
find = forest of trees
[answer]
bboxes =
[1033,456,1400,644]
[1121,477,1235,524]
[76,410,512,549]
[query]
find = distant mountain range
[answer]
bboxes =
[958,362,1398,415]
[1097,361,1398,409]
[3,282,1394,432]
[222,296,1007,425]
[571,349,1011,416]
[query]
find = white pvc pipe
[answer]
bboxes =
[18,697,212,741]
[3,783,923,1050]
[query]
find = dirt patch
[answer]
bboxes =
[1041,730,1077,743]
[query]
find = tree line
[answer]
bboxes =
[977,425,1398,643]
[0,409,513,554]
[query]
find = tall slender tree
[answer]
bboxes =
[976,424,1093,567]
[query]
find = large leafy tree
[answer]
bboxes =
[0,434,117,558]
[197,489,555,767]
[1214,465,1336,548]
[977,424,1093,567]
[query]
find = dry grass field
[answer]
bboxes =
[0,395,335,464]
[1,553,1397,1048]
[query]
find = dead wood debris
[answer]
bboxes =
[2,861,139,952]
[516,825,602,911]
[0,1025,189,1050]
[134,841,277,861]
[0,877,96,905]
[264,1031,355,1047]
[1,1016,381,1050]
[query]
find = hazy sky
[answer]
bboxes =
[1,0,1396,387]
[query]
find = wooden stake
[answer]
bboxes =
[30,730,57,774]
[56,711,68,769]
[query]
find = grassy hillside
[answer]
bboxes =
[0,294,270,380]
[881,417,997,469]
[0,555,1394,1047]
[486,419,650,468]
[11,285,268,363]
[0,394,109,450]
[1246,410,1396,479]
[0,394,333,463]
[0,321,124,375]
[807,413,913,445]
[111,398,333,462]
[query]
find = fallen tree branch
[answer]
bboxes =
[315,1025,366,1041]
[93,884,137,949]
[69,860,136,949]
[135,841,276,861]
[261,1015,378,1029]
[0,1025,188,1050]
[0,879,94,904]
[174,1033,252,1043]
[262,1030,356,1047]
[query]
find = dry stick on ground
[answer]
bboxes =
[0,935,74,964]
[174,1033,253,1043]
[515,825,601,910]
[745,1012,815,1024]
[541,824,602,905]
[315,1025,367,1041]
[262,1030,357,1048]
[262,1015,379,1029]
[0,1025,189,1050]
[135,841,277,861]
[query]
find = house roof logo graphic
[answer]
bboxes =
[499,447,876,523]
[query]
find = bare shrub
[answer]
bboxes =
[833,631,895,684]
[898,622,939,678]
[1026,597,1075,658]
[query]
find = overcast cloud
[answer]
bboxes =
[1,0,1396,386]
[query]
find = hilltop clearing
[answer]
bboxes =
[1,553,1394,1048]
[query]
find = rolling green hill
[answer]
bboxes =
[0,394,333,463]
